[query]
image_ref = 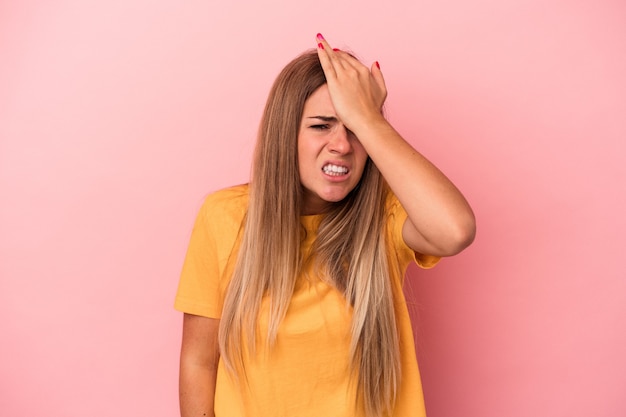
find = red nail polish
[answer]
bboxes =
[375,61,380,69]
[333,48,340,52]
[316,33,324,40]
[318,42,324,50]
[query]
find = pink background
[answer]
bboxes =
[1,0,625,416]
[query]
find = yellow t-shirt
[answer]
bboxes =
[175,184,440,417]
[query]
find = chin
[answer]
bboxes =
[321,189,352,203]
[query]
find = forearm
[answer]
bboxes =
[179,314,220,417]
[179,361,217,417]
[356,116,475,255]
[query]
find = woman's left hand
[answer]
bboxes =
[315,33,387,133]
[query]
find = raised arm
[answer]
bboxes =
[316,34,475,256]
[179,314,220,417]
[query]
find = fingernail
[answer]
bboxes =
[316,33,324,40]
[375,61,381,69]
[318,42,324,50]
[333,48,340,52]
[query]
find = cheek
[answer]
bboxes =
[354,143,368,167]
[296,135,308,170]
[297,141,318,182]
[297,143,312,170]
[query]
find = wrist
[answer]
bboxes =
[351,114,394,144]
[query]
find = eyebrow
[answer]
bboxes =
[306,116,338,122]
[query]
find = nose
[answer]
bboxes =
[328,126,352,154]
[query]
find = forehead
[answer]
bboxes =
[302,84,335,116]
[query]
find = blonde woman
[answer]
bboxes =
[175,34,475,417]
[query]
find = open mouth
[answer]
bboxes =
[322,163,349,176]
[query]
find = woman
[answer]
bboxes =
[175,34,475,417]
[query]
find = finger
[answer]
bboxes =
[317,34,352,71]
[316,34,358,73]
[316,33,337,79]
[333,50,365,72]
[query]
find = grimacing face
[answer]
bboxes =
[297,84,368,215]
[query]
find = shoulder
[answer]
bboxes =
[200,183,249,219]
[383,189,405,237]
[193,184,249,240]
[204,183,249,206]
[383,188,403,219]
[383,189,441,270]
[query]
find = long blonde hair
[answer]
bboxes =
[218,50,401,417]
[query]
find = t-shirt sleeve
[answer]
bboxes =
[386,192,441,270]
[174,197,224,318]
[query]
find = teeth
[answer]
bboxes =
[323,164,348,176]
